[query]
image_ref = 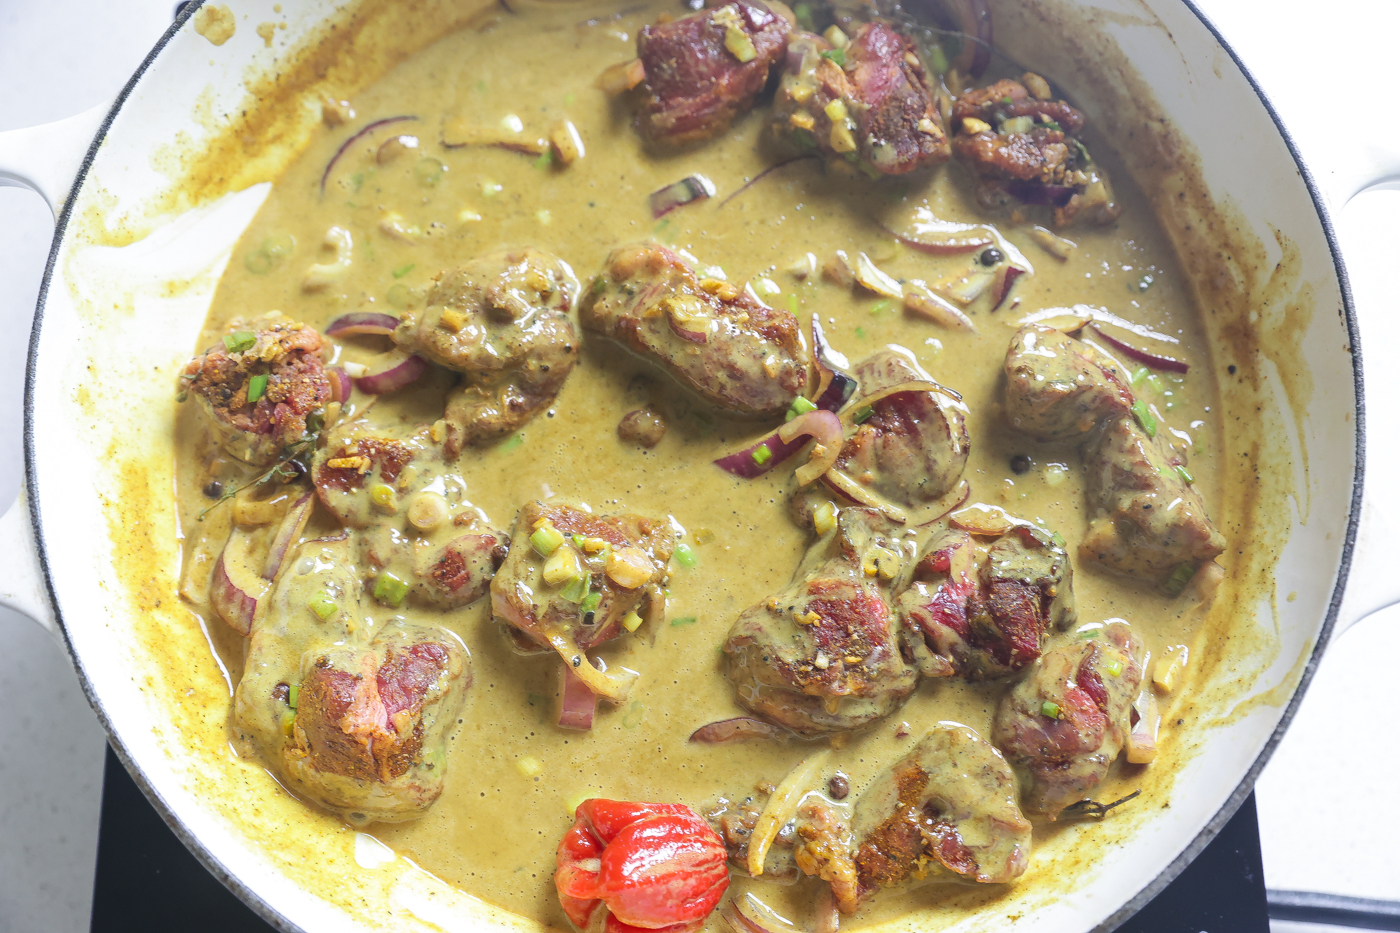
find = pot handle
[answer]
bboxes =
[1330,158,1400,637]
[0,492,58,638]
[0,102,109,213]
[0,102,111,641]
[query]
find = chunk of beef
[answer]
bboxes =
[312,423,423,528]
[992,621,1144,818]
[828,349,969,518]
[180,314,331,467]
[1003,324,1134,442]
[491,500,674,701]
[363,524,507,611]
[393,248,579,453]
[951,78,1119,227]
[773,25,949,175]
[635,0,791,146]
[899,520,1075,680]
[1003,325,1225,584]
[232,536,470,824]
[723,508,918,735]
[581,243,811,416]
[1082,415,1226,579]
[851,723,1031,897]
[285,626,468,823]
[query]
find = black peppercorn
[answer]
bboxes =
[1010,454,1032,475]
[203,480,223,499]
[979,247,1004,267]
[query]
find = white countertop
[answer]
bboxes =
[1,1,1396,930]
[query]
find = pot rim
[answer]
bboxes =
[18,1,1365,931]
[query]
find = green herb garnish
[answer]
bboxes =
[531,524,564,556]
[1131,399,1156,438]
[307,592,338,621]
[853,405,875,424]
[223,331,256,353]
[820,48,846,67]
[786,397,817,421]
[560,575,590,604]
[392,263,415,279]
[287,684,299,709]
[1175,465,1195,485]
[1164,562,1197,597]
[1041,700,1061,719]
[580,592,602,614]
[670,616,698,627]
[373,572,409,607]
[674,542,697,569]
[752,446,773,467]
[246,373,269,404]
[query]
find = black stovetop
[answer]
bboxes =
[89,744,1269,932]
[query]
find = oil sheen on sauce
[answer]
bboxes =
[177,1,1223,926]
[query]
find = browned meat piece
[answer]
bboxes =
[617,407,667,448]
[635,0,791,145]
[491,499,674,701]
[951,78,1119,227]
[393,248,579,453]
[851,724,1031,896]
[826,349,968,520]
[363,524,507,610]
[899,519,1075,680]
[992,621,1145,818]
[1003,325,1225,585]
[233,536,470,824]
[180,314,331,467]
[581,243,811,417]
[1082,415,1226,581]
[286,627,468,821]
[312,426,420,528]
[773,25,949,175]
[723,508,918,735]
[1004,324,1134,442]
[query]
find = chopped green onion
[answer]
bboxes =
[592,276,607,295]
[534,150,554,170]
[392,263,415,279]
[497,432,525,454]
[1175,465,1195,485]
[869,299,894,315]
[724,25,758,62]
[1072,138,1093,163]
[793,1,815,30]
[752,446,773,467]
[854,405,875,424]
[1130,366,1149,387]
[786,293,801,314]
[560,575,590,604]
[621,701,646,728]
[580,592,602,614]
[287,684,300,709]
[246,374,269,404]
[307,592,338,621]
[1041,700,1061,719]
[1131,399,1157,438]
[531,523,565,556]
[1164,562,1197,597]
[670,615,698,627]
[674,542,697,568]
[1001,96,1013,105]
[223,331,256,353]
[1104,658,1124,677]
[1051,531,1066,549]
[926,42,949,74]
[622,611,644,632]
[854,326,867,339]
[786,397,817,421]
[820,48,846,67]
[373,571,409,607]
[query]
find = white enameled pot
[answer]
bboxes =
[1,0,1398,930]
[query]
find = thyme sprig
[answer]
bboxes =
[197,429,320,522]
[1061,789,1141,820]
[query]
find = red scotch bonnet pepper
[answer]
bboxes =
[556,799,731,933]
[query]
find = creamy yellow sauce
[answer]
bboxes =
[176,1,1223,927]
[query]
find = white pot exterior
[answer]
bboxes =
[1,0,1392,930]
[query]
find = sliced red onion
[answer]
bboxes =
[211,531,271,637]
[779,410,844,486]
[650,174,716,219]
[596,58,646,94]
[690,717,786,744]
[353,354,429,394]
[903,281,976,333]
[557,664,597,731]
[1126,686,1159,764]
[814,373,857,412]
[885,219,993,255]
[319,115,418,197]
[327,366,352,404]
[990,265,1026,312]
[1006,181,1075,207]
[949,0,993,77]
[1090,325,1189,374]
[326,311,399,338]
[715,426,821,479]
[668,314,709,344]
[810,315,858,411]
[852,252,903,299]
[949,502,1020,536]
[262,492,315,581]
[810,314,851,374]
[720,155,819,209]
